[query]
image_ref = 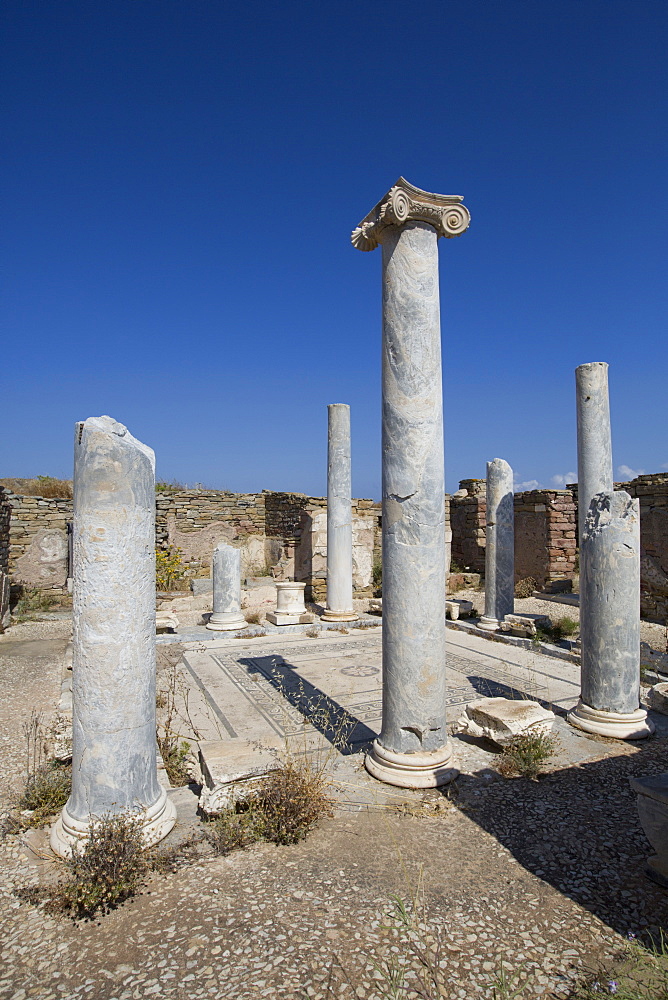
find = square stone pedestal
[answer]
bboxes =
[266,611,315,626]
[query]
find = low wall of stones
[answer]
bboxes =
[6,492,72,591]
[0,489,11,626]
[449,481,577,588]
[621,474,668,623]
[513,490,577,587]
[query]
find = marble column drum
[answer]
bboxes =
[322,403,357,622]
[352,178,470,788]
[51,416,176,857]
[207,542,246,631]
[479,458,515,631]
[576,362,613,546]
[568,491,653,739]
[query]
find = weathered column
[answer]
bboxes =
[576,362,613,545]
[322,403,357,622]
[479,458,515,631]
[207,542,246,631]
[352,177,470,787]
[568,491,653,738]
[51,416,176,857]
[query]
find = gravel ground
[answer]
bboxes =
[2,618,668,999]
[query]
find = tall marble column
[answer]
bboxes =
[207,542,247,631]
[322,403,357,622]
[51,416,176,857]
[576,362,613,545]
[568,491,653,739]
[352,177,470,787]
[479,458,515,631]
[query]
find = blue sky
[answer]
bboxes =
[2,0,666,498]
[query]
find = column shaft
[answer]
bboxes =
[576,362,613,545]
[323,403,357,621]
[51,416,176,856]
[480,458,515,630]
[568,491,653,739]
[207,542,246,631]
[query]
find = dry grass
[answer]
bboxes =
[0,476,72,498]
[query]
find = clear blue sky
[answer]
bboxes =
[2,0,666,498]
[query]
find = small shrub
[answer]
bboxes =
[305,626,321,638]
[450,560,466,574]
[155,479,187,492]
[551,616,579,640]
[244,610,262,625]
[53,812,150,918]
[12,587,56,620]
[497,731,557,780]
[204,802,265,855]
[205,758,333,855]
[257,758,333,846]
[19,762,71,826]
[372,556,382,596]
[156,546,186,591]
[158,736,191,786]
[514,577,537,599]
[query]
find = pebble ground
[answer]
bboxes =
[2,618,668,1000]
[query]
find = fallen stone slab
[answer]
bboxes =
[641,642,668,676]
[446,599,473,621]
[156,610,179,632]
[198,738,284,815]
[190,578,213,596]
[457,697,555,745]
[647,683,668,715]
[500,613,551,638]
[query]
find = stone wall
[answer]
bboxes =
[450,480,487,574]
[513,490,577,587]
[621,474,668,624]
[6,492,72,591]
[0,488,11,626]
[449,480,578,588]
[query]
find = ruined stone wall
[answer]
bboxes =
[6,492,72,590]
[620,474,668,624]
[449,480,577,588]
[450,480,487,574]
[0,489,11,625]
[514,490,577,587]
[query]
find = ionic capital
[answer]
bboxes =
[351,177,470,252]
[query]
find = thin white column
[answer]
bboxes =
[352,178,470,787]
[568,491,653,739]
[575,362,613,545]
[51,416,176,856]
[207,542,246,631]
[323,403,357,622]
[479,458,515,631]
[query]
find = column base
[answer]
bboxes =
[321,609,359,622]
[50,786,177,858]
[365,740,458,789]
[206,611,247,631]
[478,616,500,632]
[266,611,314,626]
[567,701,655,740]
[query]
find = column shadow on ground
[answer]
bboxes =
[239,655,377,755]
[449,737,668,939]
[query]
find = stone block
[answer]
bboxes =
[457,697,555,745]
[190,578,213,596]
[647,684,668,715]
[198,738,283,815]
[446,599,473,621]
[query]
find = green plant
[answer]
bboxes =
[155,479,187,492]
[55,812,150,918]
[204,799,266,854]
[490,963,528,999]
[551,615,579,640]
[12,587,56,620]
[497,731,558,780]
[514,577,537,599]
[373,555,382,595]
[156,662,196,786]
[571,931,668,998]
[15,711,71,826]
[156,545,186,591]
[449,560,465,574]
